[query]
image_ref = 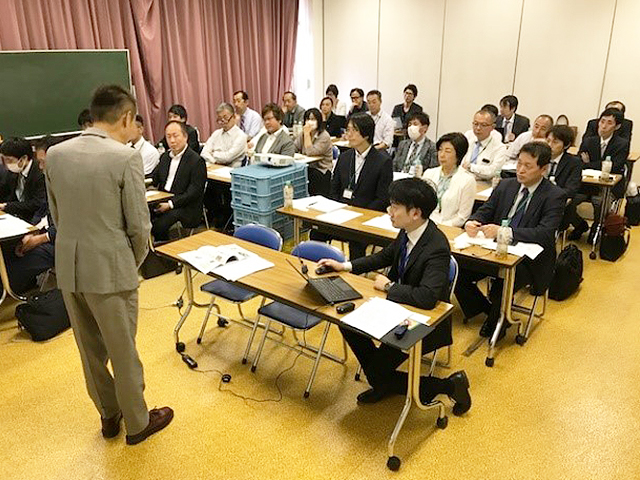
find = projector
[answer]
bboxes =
[253,153,295,167]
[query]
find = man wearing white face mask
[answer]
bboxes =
[393,112,437,173]
[294,108,333,195]
[0,137,47,223]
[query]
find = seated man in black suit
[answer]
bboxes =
[0,137,47,223]
[151,121,207,241]
[495,95,530,143]
[317,178,471,411]
[159,104,200,153]
[329,113,393,259]
[582,100,633,143]
[545,125,582,229]
[455,142,566,340]
[569,108,630,241]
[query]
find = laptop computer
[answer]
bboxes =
[286,259,362,305]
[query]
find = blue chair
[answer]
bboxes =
[249,241,347,398]
[331,145,340,160]
[197,224,283,358]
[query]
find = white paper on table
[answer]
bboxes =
[477,187,493,198]
[316,209,362,225]
[212,256,274,281]
[0,214,32,240]
[341,297,412,339]
[145,190,161,198]
[178,244,273,280]
[393,172,412,181]
[307,196,347,213]
[453,232,543,259]
[291,195,324,211]
[507,242,544,260]
[582,169,601,178]
[363,214,399,233]
[211,166,232,178]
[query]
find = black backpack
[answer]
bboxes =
[15,289,70,342]
[549,245,583,301]
[625,195,640,226]
[599,213,630,262]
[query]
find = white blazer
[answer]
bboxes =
[422,166,477,227]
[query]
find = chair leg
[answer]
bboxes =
[242,298,266,364]
[523,296,540,340]
[303,322,331,398]
[251,317,273,372]
[355,364,362,381]
[197,296,219,344]
[428,349,438,376]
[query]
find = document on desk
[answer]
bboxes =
[0,214,32,240]
[210,166,233,178]
[290,195,346,213]
[316,209,362,225]
[477,187,493,198]
[178,244,274,281]
[453,232,543,259]
[363,214,399,233]
[145,190,161,198]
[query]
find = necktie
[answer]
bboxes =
[397,232,410,281]
[600,140,607,157]
[505,119,512,139]
[509,188,530,228]
[470,141,481,164]
[549,162,557,178]
[406,142,419,171]
[240,114,245,132]
[15,175,25,201]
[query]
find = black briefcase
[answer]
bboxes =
[15,289,70,342]
[139,250,178,279]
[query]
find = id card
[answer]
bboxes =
[343,189,353,199]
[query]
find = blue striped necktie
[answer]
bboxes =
[509,188,530,228]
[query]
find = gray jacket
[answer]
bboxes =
[393,137,438,172]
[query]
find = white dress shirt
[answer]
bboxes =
[164,144,187,192]
[333,99,347,117]
[369,110,394,149]
[239,108,263,139]
[462,130,507,181]
[200,125,247,167]
[505,131,547,161]
[133,136,160,175]
[354,146,372,183]
[422,166,477,227]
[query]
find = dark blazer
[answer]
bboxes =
[578,134,629,198]
[325,113,346,137]
[495,113,530,142]
[330,147,393,212]
[160,123,201,153]
[391,102,423,128]
[3,161,47,223]
[347,102,369,120]
[393,137,438,172]
[470,177,566,293]
[152,147,207,226]
[552,152,582,199]
[351,220,451,349]
[583,117,633,143]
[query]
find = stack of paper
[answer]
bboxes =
[582,169,602,178]
[0,214,32,240]
[210,166,232,178]
[316,209,362,225]
[145,190,160,198]
[363,214,399,233]
[291,195,346,213]
[393,172,412,181]
[453,232,543,259]
[178,244,274,281]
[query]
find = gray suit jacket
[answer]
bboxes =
[45,128,151,294]
[393,137,437,172]
[254,129,296,157]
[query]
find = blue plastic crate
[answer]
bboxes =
[233,207,294,240]
[231,163,307,197]
[231,175,308,211]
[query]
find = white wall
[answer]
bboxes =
[315,0,639,170]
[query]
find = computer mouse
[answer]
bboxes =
[315,264,334,275]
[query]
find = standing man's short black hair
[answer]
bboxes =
[600,107,623,125]
[389,177,438,219]
[168,104,188,121]
[500,95,519,111]
[348,113,375,144]
[77,108,93,128]
[404,84,418,97]
[481,104,499,118]
[326,84,339,97]
[520,142,552,167]
[90,85,137,124]
[546,125,575,150]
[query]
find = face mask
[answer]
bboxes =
[407,125,422,141]
[5,159,24,173]
[306,120,318,130]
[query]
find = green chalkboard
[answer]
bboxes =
[0,50,131,138]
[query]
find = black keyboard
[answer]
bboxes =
[310,277,361,303]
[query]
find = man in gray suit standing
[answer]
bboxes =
[45,85,173,445]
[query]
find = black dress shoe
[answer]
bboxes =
[447,371,471,416]
[356,388,391,404]
[101,412,123,439]
[568,220,589,241]
[479,318,496,338]
[126,407,174,445]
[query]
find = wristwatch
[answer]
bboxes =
[383,281,394,293]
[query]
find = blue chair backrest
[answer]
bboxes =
[234,224,283,251]
[292,241,345,262]
[446,256,459,302]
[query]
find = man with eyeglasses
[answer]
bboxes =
[201,103,247,168]
[347,88,369,120]
[461,110,507,181]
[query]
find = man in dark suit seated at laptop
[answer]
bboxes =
[151,121,207,242]
[317,178,471,411]
[582,100,632,144]
[569,108,630,241]
[0,137,47,224]
[329,113,393,260]
[495,95,530,143]
[455,142,566,340]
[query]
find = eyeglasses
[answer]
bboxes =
[217,116,232,124]
[472,122,493,128]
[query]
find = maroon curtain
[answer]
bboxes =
[0,0,299,141]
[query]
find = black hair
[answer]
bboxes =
[233,90,249,101]
[546,125,575,150]
[91,85,136,124]
[262,102,284,122]
[326,84,339,97]
[77,108,93,127]
[135,114,144,125]
[366,90,382,101]
[350,88,364,99]
[389,177,437,219]
[408,112,430,127]
[520,142,552,167]
[165,120,188,136]
[33,135,55,152]
[605,100,626,114]
[599,107,623,125]
[481,104,499,118]
[347,113,375,144]
[320,96,334,107]
[404,84,418,97]
[168,104,188,121]
[0,137,33,160]
[500,95,519,111]
[283,91,297,101]
[436,132,469,165]
[303,108,325,133]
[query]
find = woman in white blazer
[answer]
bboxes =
[422,132,477,227]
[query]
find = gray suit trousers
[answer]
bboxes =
[62,289,149,435]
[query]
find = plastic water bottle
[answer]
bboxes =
[414,162,423,178]
[495,219,511,259]
[283,181,294,208]
[601,156,612,180]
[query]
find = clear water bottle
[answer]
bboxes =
[283,181,294,208]
[414,162,423,178]
[601,155,612,180]
[495,219,511,259]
